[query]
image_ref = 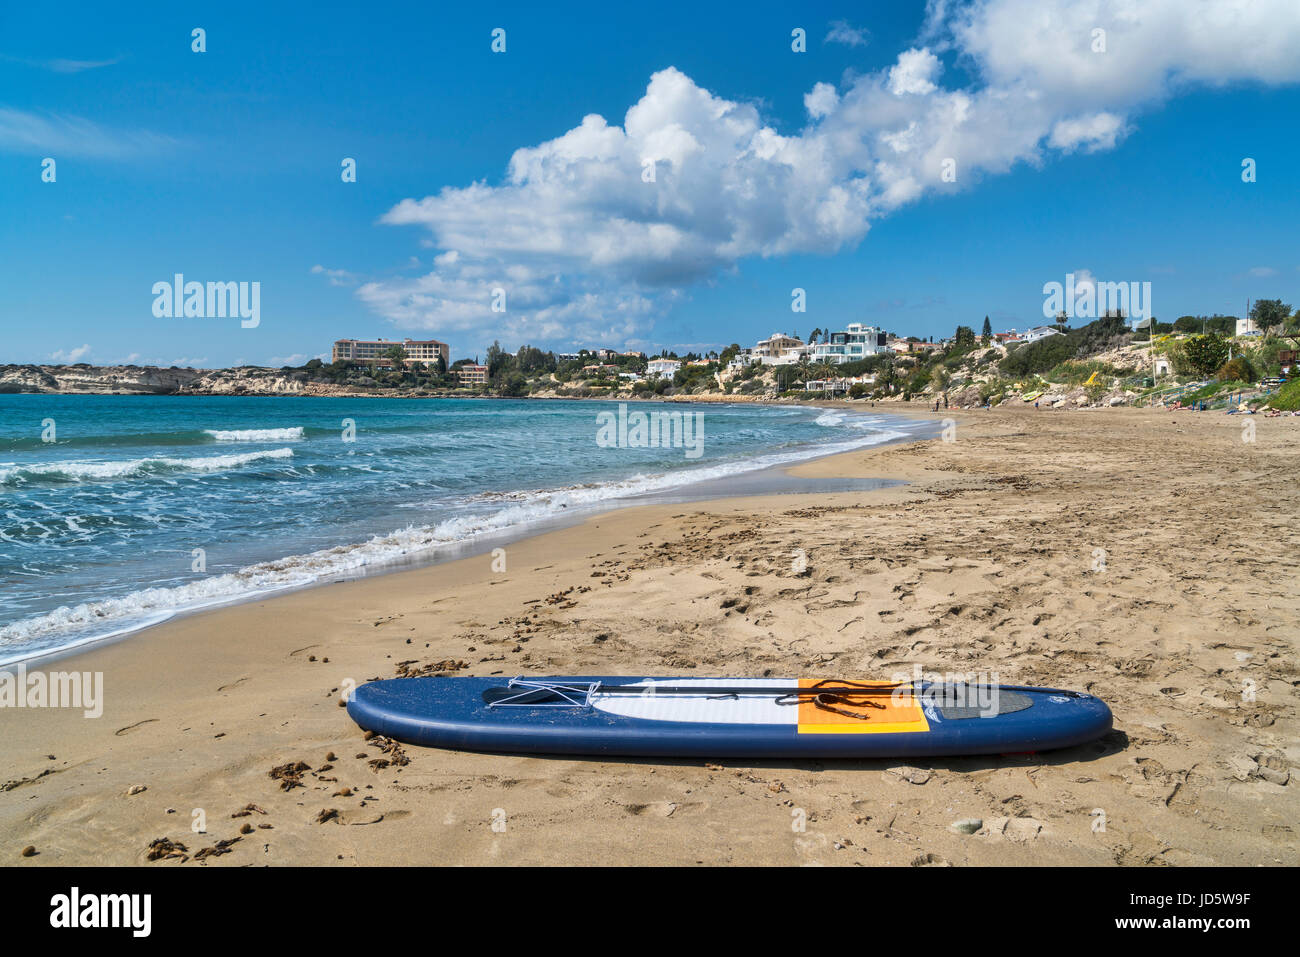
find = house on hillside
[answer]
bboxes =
[810,323,888,364]
[754,332,806,365]
[727,349,756,370]
[647,358,682,377]
[1022,326,1064,344]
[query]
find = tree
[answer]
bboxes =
[485,340,509,381]
[1181,334,1230,377]
[876,354,898,393]
[384,345,408,370]
[954,325,976,349]
[498,371,528,397]
[1251,299,1292,335]
[981,316,993,343]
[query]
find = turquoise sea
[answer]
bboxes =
[0,395,935,663]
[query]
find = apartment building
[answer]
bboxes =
[332,337,450,368]
[455,364,489,386]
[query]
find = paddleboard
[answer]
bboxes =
[347,676,1112,759]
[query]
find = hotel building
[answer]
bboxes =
[332,337,450,368]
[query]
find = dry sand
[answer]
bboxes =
[2,405,1296,866]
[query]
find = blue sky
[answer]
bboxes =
[2,0,1298,367]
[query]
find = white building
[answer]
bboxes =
[810,324,888,364]
[646,358,681,377]
[726,349,756,370]
[1022,326,1064,344]
[803,374,875,393]
[1236,317,1261,337]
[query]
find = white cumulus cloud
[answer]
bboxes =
[355,0,1300,351]
[49,344,91,363]
[825,20,871,47]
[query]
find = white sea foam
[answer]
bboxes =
[205,427,305,441]
[0,449,294,484]
[0,413,927,662]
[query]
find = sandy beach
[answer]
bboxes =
[2,405,1296,867]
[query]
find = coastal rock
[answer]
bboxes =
[0,363,346,396]
[0,364,204,394]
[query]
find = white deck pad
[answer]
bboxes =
[589,678,799,725]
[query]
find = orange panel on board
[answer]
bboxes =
[796,679,931,735]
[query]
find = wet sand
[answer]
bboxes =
[2,405,1297,866]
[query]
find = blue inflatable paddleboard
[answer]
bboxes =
[347,676,1112,759]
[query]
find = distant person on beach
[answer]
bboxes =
[1034,401,1039,409]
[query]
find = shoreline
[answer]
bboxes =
[2,406,1296,866]
[2,384,900,406]
[0,402,942,669]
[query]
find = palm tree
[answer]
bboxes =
[813,359,838,394]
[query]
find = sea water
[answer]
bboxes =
[0,394,934,662]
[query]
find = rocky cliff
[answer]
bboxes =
[0,364,350,396]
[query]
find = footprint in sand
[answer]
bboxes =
[115,718,159,736]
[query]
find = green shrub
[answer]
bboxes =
[1181,334,1231,377]
[1042,359,1132,384]
[1217,356,1255,383]
[999,316,1131,377]
[1261,379,1300,411]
